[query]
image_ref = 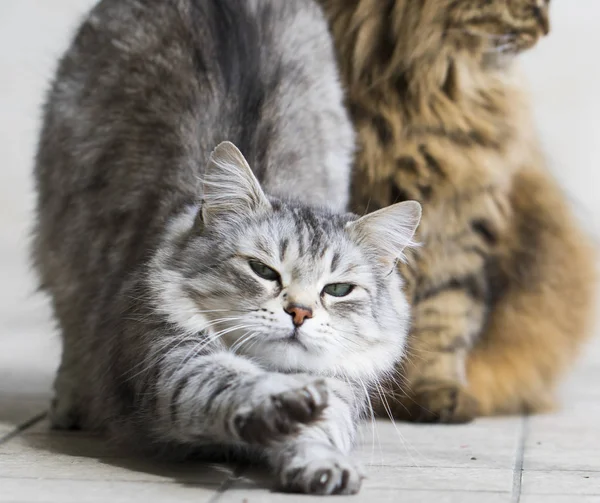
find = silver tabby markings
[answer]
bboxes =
[32,0,421,495]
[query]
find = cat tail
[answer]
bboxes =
[466,169,597,416]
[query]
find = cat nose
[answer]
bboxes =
[284,304,313,327]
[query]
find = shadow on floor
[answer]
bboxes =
[14,415,273,493]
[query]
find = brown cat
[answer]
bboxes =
[318,0,597,422]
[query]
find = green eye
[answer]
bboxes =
[249,260,280,281]
[322,283,354,297]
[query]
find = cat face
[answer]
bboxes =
[152,142,421,381]
[446,0,551,55]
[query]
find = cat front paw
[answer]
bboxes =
[233,379,328,445]
[278,444,364,495]
[409,383,479,424]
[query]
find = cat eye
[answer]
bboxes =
[322,283,354,298]
[248,260,280,282]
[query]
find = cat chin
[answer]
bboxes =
[244,339,403,384]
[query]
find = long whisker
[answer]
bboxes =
[124,317,245,381]
[357,375,382,468]
[374,380,425,468]
[229,329,258,354]
[185,323,254,359]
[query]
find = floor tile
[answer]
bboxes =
[355,417,522,470]
[363,466,512,493]
[524,386,600,472]
[520,496,600,503]
[0,478,220,503]
[521,470,600,496]
[0,431,123,460]
[216,488,511,503]
[525,428,600,473]
[10,418,59,436]
[0,397,47,439]
[0,431,234,486]
[0,452,233,486]
[218,464,513,498]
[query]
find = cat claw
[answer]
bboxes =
[233,379,328,445]
[279,448,364,495]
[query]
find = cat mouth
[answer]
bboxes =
[280,329,309,351]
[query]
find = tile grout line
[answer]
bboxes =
[0,411,48,446]
[510,414,529,503]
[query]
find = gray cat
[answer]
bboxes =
[32,0,421,495]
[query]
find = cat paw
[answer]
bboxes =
[408,383,479,424]
[278,445,364,495]
[50,364,83,430]
[49,393,81,430]
[233,380,328,445]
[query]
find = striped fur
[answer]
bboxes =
[31,0,420,494]
[318,0,597,422]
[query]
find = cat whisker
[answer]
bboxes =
[124,317,246,380]
[229,330,261,354]
[189,323,258,356]
[356,375,382,468]
[373,380,424,469]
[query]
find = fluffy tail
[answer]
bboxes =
[467,169,597,415]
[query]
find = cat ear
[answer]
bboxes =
[347,201,422,265]
[200,141,271,226]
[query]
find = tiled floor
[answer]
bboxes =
[1,277,599,502]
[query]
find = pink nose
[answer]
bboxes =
[284,304,313,327]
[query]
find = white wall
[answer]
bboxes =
[521,0,600,237]
[0,0,598,304]
[0,1,98,324]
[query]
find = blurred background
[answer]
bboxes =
[0,2,598,500]
[0,0,599,398]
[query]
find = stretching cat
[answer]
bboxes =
[318,0,597,422]
[32,0,421,495]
